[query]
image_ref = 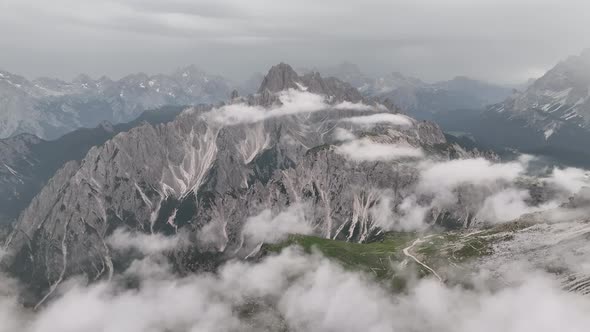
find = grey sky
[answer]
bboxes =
[0,0,589,83]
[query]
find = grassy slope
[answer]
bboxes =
[262,221,535,283]
[265,232,416,279]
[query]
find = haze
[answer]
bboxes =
[1,0,589,83]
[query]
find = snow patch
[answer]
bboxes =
[544,128,555,140]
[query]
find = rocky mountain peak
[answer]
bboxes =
[256,63,364,104]
[533,51,590,92]
[258,63,301,93]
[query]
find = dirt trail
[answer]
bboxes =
[402,235,443,282]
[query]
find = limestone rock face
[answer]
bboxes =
[0,107,186,226]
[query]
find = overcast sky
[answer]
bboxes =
[0,0,589,84]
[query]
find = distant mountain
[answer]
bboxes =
[0,66,233,139]
[373,75,513,119]
[0,106,187,226]
[360,71,426,96]
[306,63,514,120]
[438,50,590,167]
[490,49,590,139]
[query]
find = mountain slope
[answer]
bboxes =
[0,106,187,226]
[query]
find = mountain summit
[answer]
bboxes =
[258,63,301,93]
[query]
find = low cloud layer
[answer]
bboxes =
[545,167,590,194]
[341,113,414,128]
[2,245,590,332]
[204,89,380,126]
[335,138,424,162]
[241,205,314,250]
[363,155,590,231]
[107,229,186,254]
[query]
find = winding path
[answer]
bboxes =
[402,235,443,283]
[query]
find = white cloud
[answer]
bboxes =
[241,205,314,247]
[332,127,356,141]
[391,157,546,228]
[414,157,526,208]
[2,246,590,332]
[335,139,424,162]
[417,158,525,195]
[196,220,229,252]
[204,89,326,125]
[341,113,414,127]
[205,89,381,126]
[107,229,185,255]
[475,188,558,223]
[545,167,590,194]
[369,193,395,230]
[333,101,375,111]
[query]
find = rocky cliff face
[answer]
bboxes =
[1,63,489,305]
[0,107,187,226]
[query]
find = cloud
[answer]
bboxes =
[2,244,590,332]
[333,101,377,111]
[389,156,569,229]
[416,158,525,196]
[369,193,395,230]
[204,89,327,125]
[204,89,380,126]
[196,220,229,252]
[241,204,314,247]
[545,167,590,194]
[341,113,414,127]
[412,157,526,210]
[335,139,424,162]
[332,127,356,141]
[475,188,558,223]
[107,229,185,255]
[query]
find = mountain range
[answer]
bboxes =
[0,66,251,140]
[2,54,590,315]
[0,63,502,305]
[437,50,590,167]
[305,62,516,119]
